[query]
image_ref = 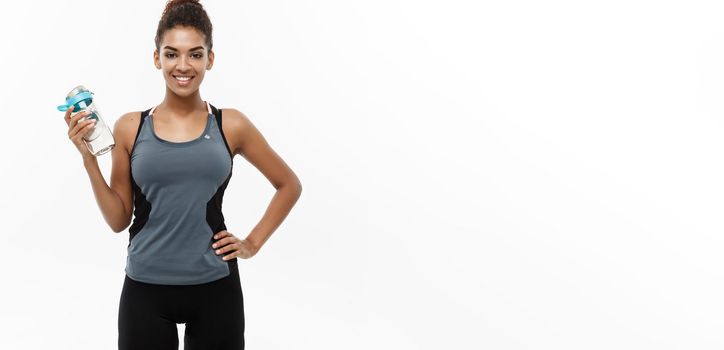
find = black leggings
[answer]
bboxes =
[118,261,244,350]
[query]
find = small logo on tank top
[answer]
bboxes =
[204,134,211,139]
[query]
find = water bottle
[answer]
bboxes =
[57,85,115,156]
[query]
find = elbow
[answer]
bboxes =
[292,180,302,197]
[276,176,302,195]
[292,173,302,193]
[110,214,132,233]
[111,218,131,234]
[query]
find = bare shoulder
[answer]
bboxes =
[220,108,252,128]
[220,108,256,156]
[113,111,144,155]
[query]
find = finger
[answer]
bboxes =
[215,242,240,255]
[69,112,82,128]
[68,108,88,128]
[211,239,224,249]
[72,109,91,122]
[64,105,74,124]
[214,241,235,255]
[69,110,91,128]
[222,251,237,261]
[69,119,96,139]
[70,124,95,146]
[213,231,229,240]
[211,236,238,249]
[69,118,96,136]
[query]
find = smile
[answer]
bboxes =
[173,75,194,85]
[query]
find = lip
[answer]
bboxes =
[172,75,195,86]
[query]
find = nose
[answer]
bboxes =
[177,55,191,72]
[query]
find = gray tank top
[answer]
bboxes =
[125,102,236,285]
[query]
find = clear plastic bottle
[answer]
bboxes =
[57,85,115,156]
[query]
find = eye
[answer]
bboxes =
[165,53,176,58]
[192,53,203,59]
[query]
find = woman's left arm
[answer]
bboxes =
[213,108,303,259]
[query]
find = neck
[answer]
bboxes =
[158,88,206,117]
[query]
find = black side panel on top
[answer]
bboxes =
[206,104,235,268]
[209,104,234,159]
[128,109,152,246]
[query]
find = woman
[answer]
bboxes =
[63,0,302,349]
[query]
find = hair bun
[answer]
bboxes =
[163,0,202,16]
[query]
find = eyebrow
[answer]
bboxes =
[163,46,205,51]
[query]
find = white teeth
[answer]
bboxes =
[175,76,192,81]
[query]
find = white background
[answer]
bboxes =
[1,0,723,349]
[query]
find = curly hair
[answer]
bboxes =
[155,0,213,52]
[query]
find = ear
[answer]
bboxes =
[153,50,161,69]
[206,50,214,70]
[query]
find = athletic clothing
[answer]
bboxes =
[118,102,244,349]
[118,258,244,350]
[126,102,235,285]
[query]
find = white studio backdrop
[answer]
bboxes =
[1,0,724,349]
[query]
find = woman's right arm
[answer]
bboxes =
[72,111,138,233]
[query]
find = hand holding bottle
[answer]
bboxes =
[57,85,115,157]
[64,105,98,161]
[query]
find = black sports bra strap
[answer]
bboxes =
[130,109,151,155]
[209,103,233,158]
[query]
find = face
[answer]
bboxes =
[154,26,214,97]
